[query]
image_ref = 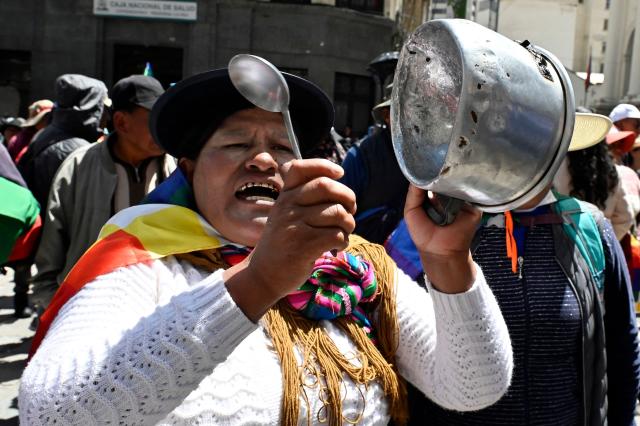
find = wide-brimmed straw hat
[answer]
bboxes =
[568,113,613,152]
[605,127,636,153]
[150,68,334,159]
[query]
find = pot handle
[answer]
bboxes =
[422,194,465,226]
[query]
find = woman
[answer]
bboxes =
[385,114,640,425]
[19,69,512,425]
[553,114,634,240]
[604,126,640,218]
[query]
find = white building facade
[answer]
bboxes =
[597,0,640,109]
[464,0,638,111]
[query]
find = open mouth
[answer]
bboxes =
[235,182,280,203]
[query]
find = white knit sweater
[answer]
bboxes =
[19,256,512,425]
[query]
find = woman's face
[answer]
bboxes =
[181,108,295,247]
[615,118,640,133]
[608,141,626,162]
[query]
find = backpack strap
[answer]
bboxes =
[552,192,605,291]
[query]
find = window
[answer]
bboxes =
[113,44,183,89]
[605,0,610,10]
[0,49,31,115]
[333,72,375,137]
[600,63,605,73]
[335,0,384,14]
[603,19,608,31]
[602,42,606,54]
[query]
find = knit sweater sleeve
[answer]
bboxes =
[19,258,257,425]
[394,264,513,411]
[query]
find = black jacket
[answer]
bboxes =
[18,74,107,210]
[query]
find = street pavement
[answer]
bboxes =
[0,268,639,425]
[0,268,31,426]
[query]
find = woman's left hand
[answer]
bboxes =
[404,185,482,293]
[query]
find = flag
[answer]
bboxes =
[29,202,231,359]
[143,62,154,77]
[0,177,41,264]
[585,48,592,92]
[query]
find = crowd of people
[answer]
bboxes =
[1,48,639,425]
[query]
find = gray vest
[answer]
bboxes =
[470,205,607,426]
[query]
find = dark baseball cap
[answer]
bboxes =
[111,75,164,111]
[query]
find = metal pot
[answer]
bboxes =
[391,19,575,223]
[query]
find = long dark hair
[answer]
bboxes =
[567,141,619,209]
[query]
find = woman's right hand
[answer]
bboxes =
[224,159,357,321]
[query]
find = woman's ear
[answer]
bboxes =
[179,157,196,184]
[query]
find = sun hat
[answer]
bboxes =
[150,68,334,159]
[609,103,640,124]
[605,127,636,153]
[21,100,54,128]
[568,113,612,151]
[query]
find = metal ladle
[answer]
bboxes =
[228,54,303,159]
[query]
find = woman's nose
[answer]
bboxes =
[246,150,278,172]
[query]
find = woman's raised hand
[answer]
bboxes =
[225,159,356,321]
[404,185,482,294]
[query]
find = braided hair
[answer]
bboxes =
[566,141,619,209]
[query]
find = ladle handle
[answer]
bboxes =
[282,109,303,160]
[422,194,465,226]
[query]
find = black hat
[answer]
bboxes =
[111,75,164,111]
[150,68,334,159]
[0,117,26,132]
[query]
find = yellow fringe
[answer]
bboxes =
[177,234,408,425]
[265,235,407,426]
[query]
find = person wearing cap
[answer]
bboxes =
[610,103,640,134]
[1,101,53,318]
[385,112,640,425]
[340,97,409,244]
[29,75,176,311]
[17,74,108,211]
[0,116,26,146]
[605,127,640,225]
[554,113,636,240]
[20,67,513,425]
[6,100,53,163]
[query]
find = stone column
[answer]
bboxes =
[603,0,626,99]
[626,1,640,97]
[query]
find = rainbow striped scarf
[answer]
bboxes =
[30,169,378,358]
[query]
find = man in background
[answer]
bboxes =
[18,74,108,210]
[31,75,176,309]
[7,99,53,163]
[340,98,408,244]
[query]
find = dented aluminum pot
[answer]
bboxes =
[391,19,575,219]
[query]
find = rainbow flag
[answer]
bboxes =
[29,201,235,359]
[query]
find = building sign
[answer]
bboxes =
[94,0,197,22]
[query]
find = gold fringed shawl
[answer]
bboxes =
[176,234,408,425]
